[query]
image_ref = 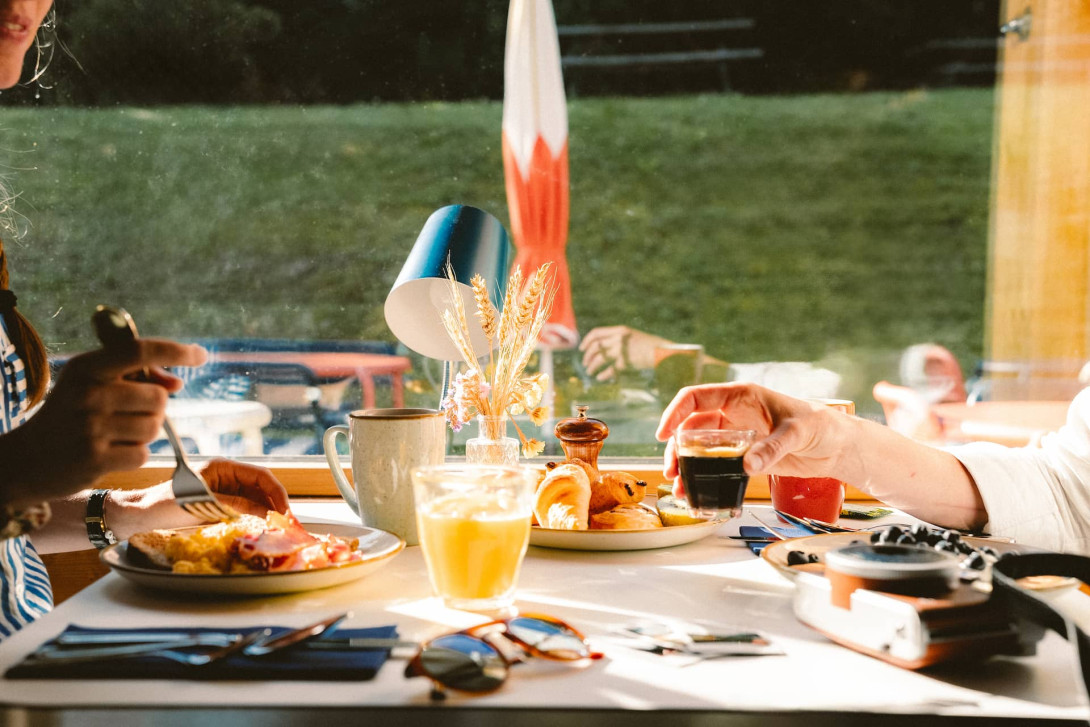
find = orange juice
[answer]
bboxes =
[417,493,531,605]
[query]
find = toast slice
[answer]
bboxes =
[127,529,175,570]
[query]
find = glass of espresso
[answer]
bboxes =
[675,429,758,519]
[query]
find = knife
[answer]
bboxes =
[243,612,351,657]
[54,631,240,647]
[303,637,417,651]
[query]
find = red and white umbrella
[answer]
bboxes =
[502,0,577,348]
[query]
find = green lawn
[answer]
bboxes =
[3,89,994,415]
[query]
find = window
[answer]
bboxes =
[9,1,1076,466]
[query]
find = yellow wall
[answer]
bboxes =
[987,0,1090,394]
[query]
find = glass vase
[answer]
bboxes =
[465,415,520,466]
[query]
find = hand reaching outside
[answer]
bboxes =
[579,325,673,381]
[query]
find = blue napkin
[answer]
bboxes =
[738,524,813,555]
[6,624,399,681]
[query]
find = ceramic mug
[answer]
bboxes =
[323,408,446,545]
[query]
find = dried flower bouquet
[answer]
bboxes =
[439,262,554,457]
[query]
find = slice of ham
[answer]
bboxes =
[232,510,361,572]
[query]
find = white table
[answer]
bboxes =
[164,399,272,456]
[1,502,1087,726]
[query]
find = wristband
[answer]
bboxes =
[85,489,117,549]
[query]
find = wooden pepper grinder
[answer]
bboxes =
[554,405,609,469]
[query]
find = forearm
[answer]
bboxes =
[838,416,987,531]
[30,484,194,555]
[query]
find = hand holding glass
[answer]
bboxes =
[769,398,855,524]
[675,429,757,519]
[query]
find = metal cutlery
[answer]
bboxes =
[54,631,239,647]
[608,623,783,659]
[27,629,270,667]
[304,637,418,651]
[773,509,857,534]
[749,513,791,540]
[242,612,351,657]
[45,613,353,661]
[92,305,240,523]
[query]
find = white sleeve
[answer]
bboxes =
[947,389,1090,553]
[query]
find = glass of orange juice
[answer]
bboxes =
[411,464,536,614]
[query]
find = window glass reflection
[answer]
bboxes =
[1,2,1005,458]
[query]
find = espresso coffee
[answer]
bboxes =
[677,445,750,515]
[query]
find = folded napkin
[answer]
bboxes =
[6,624,399,681]
[738,524,813,555]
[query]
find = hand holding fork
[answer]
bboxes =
[92,306,239,523]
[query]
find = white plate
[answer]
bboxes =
[529,518,725,551]
[100,523,404,596]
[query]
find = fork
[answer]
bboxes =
[91,305,240,523]
[28,629,270,667]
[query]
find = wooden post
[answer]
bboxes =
[986,0,1090,397]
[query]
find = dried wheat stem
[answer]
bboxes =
[441,310,483,376]
[497,265,523,353]
[471,274,498,341]
[514,262,551,334]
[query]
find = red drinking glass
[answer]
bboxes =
[769,399,855,524]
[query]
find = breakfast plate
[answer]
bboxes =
[529,518,725,551]
[100,523,404,596]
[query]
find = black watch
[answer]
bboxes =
[85,488,117,549]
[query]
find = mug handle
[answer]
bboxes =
[322,425,359,516]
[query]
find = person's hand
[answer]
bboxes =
[579,325,673,381]
[538,322,580,350]
[197,459,290,517]
[655,383,856,498]
[0,338,207,507]
[109,459,290,538]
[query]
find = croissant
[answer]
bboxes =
[546,457,600,488]
[590,503,663,530]
[588,471,647,514]
[533,463,591,530]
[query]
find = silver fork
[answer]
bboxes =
[27,629,270,667]
[91,305,240,523]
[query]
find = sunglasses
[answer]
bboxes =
[404,613,602,695]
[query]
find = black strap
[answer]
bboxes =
[992,552,1090,701]
[84,488,117,549]
[0,290,16,312]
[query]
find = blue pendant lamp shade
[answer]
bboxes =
[384,205,513,361]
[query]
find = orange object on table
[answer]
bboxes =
[770,399,855,523]
[215,351,412,409]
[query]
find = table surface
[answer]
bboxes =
[932,400,1072,446]
[213,351,412,377]
[2,502,1088,726]
[165,398,272,424]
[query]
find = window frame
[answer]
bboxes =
[101,455,876,502]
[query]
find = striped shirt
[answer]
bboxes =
[0,317,53,640]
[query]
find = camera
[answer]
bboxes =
[792,543,1044,669]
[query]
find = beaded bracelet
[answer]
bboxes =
[0,500,51,540]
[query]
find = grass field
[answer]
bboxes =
[3,88,994,413]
